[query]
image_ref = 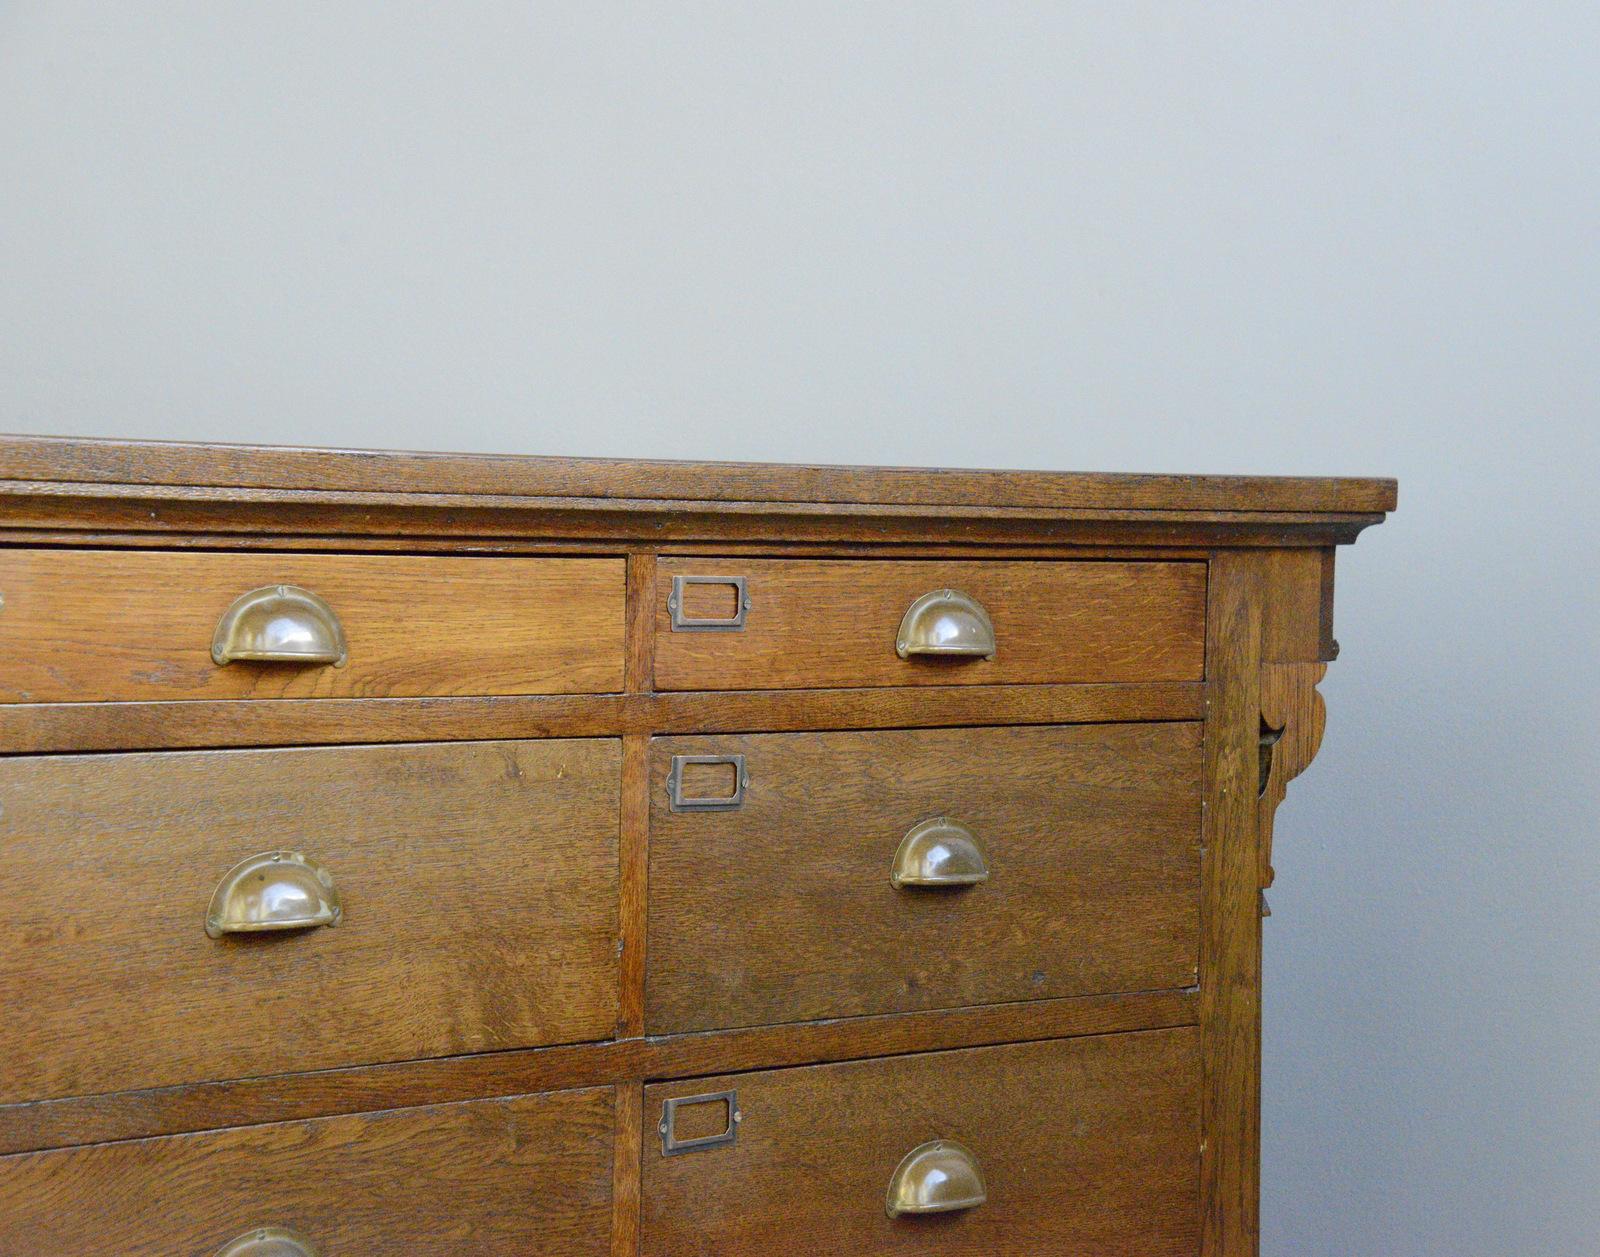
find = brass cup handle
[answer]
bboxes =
[215,1227,321,1257]
[895,589,995,660]
[891,818,990,889]
[886,1139,988,1218]
[212,585,349,667]
[206,851,342,939]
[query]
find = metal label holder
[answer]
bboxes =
[667,753,748,813]
[659,1090,742,1156]
[668,575,750,632]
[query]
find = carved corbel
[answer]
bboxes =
[1257,662,1328,915]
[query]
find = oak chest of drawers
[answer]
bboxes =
[0,436,1394,1256]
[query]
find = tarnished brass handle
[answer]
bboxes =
[206,851,342,939]
[895,589,995,660]
[215,1227,321,1257]
[886,1140,988,1218]
[212,585,348,667]
[891,818,990,889]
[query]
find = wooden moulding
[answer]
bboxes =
[0,433,1398,514]
[1257,662,1330,907]
[0,528,1346,561]
[0,989,1200,1157]
[0,482,1386,549]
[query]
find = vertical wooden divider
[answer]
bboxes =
[620,552,655,1038]
[1201,552,1267,1255]
[614,551,655,1257]
[612,1082,644,1257]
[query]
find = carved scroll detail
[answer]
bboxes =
[1257,662,1328,908]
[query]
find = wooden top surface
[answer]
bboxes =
[0,434,1396,516]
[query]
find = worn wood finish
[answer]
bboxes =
[0,527,1345,565]
[0,437,1393,1257]
[0,483,1389,550]
[624,554,656,691]
[0,548,624,703]
[0,433,1399,513]
[0,989,1199,1157]
[612,1083,644,1257]
[0,682,1203,755]
[648,724,1201,1033]
[1257,547,1338,662]
[0,1088,615,1256]
[1258,662,1330,902]
[0,738,620,1104]
[618,734,651,1039]
[618,556,656,1041]
[655,558,1206,690]
[1200,554,1268,1253]
[642,1029,1201,1255]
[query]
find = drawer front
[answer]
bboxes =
[0,738,620,1104]
[643,1030,1200,1255]
[0,549,624,702]
[654,558,1205,690]
[0,1088,614,1256]
[647,723,1201,1033]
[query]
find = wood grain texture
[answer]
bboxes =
[0,433,1400,513]
[0,738,620,1104]
[1201,553,1268,1254]
[0,437,1395,1255]
[618,555,655,1040]
[624,553,655,691]
[648,724,1202,1033]
[0,683,1204,754]
[618,735,650,1039]
[0,527,1346,561]
[638,988,1200,1087]
[612,1083,643,1257]
[1257,547,1339,663]
[0,990,1199,1156]
[1258,662,1330,898]
[0,548,624,703]
[0,483,1389,550]
[642,1029,1201,1256]
[655,558,1205,690]
[0,1088,615,1256]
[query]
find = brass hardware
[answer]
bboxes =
[669,575,750,631]
[214,1228,321,1257]
[885,1139,987,1218]
[206,850,342,939]
[212,585,348,667]
[895,589,995,660]
[668,753,748,813]
[659,1089,741,1156]
[891,817,990,889]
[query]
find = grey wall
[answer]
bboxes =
[3,5,1595,1252]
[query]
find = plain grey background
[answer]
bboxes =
[3,5,1596,1252]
